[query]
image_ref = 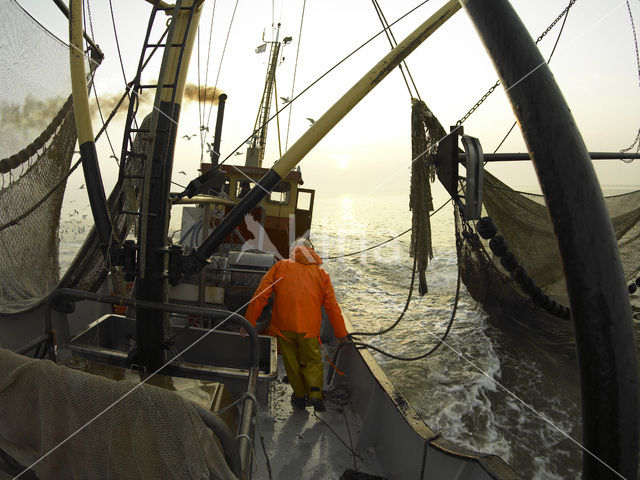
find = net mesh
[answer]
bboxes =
[0,0,144,310]
[0,348,236,479]
[410,100,441,295]
[0,0,76,313]
[59,115,146,293]
[457,171,640,312]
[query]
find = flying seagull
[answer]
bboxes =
[178,170,186,175]
[306,118,315,126]
[234,151,244,156]
[280,96,290,103]
[182,134,195,140]
[79,184,85,189]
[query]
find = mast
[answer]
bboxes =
[134,1,203,371]
[182,0,462,273]
[246,24,284,168]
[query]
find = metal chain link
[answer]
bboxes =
[620,0,640,162]
[620,129,640,161]
[456,0,577,126]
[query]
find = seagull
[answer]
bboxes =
[79,184,85,189]
[280,96,290,103]
[200,126,209,132]
[234,151,244,156]
[182,134,195,140]
[306,118,315,126]
[178,170,186,175]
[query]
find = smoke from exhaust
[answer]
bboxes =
[182,83,223,104]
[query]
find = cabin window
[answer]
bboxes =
[296,190,312,211]
[267,181,291,205]
[235,180,256,199]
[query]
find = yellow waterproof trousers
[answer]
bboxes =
[278,331,324,399]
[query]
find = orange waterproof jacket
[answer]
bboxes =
[244,246,348,340]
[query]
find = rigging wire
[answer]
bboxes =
[108,0,128,87]
[92,86,119,165]
[455,0,578,128]
[0,88,129,233]
[199,0,218,161]
[218,0,433,165]
[197,29,203,159]
[273,77,283,157]
[284,0,306,152]
[203,0,240,150]
[346,264,461,361]
[370,0,421,101]
[346,197,452,338]
[322,197,451,260]
[621,0,640,158]
[492,0,574,154]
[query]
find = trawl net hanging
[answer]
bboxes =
[0,0,76,313]
[457,171,640,314]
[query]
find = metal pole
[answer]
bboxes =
[69,0,112,252]
[211,93,227,166]
[459,152,640,162]
[46,288,260,367]
[461,1,638,478]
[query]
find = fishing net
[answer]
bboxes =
[59,115,146,293]
[0,0,76,313]
[0,0,143,311]
[410,100,440,295]
[0,348,237,479]
[456,171,640,315]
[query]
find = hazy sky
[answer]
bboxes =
[13,0,640,202]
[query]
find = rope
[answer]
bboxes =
[340,403,357,471]
[284,0,306,152]
[0,96,73,174]
[218,0,433,165]
[346,264,460,361]
[312,412,365,462]
[0,88,129,233]
[351,255,417,337]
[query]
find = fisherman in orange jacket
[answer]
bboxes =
[244,238,348,412]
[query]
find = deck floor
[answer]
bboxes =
[250,360,384,479]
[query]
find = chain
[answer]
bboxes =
[85,0,96,40]
[456,81,499,126]
[626,0,640,85]
[620,129,640,161]
[456,0,577,126]
[534,0,576,44]
[620,0,640,162]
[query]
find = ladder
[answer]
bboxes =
[117,0,199,278]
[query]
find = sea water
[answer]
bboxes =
[310,190,582,479]
[59,187,638,479]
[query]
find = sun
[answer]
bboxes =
[335,154,351,169]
